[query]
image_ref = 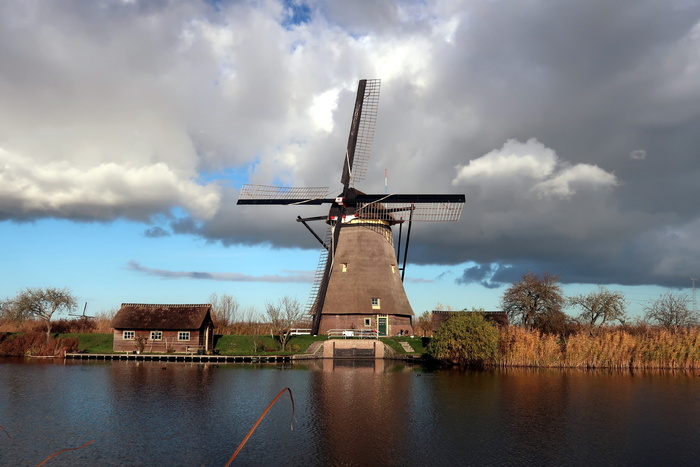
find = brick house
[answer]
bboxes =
[111,303,215,353]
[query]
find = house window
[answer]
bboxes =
[178,332,190,341]
[123,331,135,340]
[364,318,371,327]
[151,331,162,341]
[342,263,348,272]
[371,298,381,309]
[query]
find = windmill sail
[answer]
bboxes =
[238,185,330,204]
[341,79,380,190]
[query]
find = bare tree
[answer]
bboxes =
[265,296,304,351]
[415,311,433,337]
[0,299,14,320]
[569,287,627,335]
[12,287,77,343]
[209,293,240,328]
[501,272,564,331]
[644,292,698,328]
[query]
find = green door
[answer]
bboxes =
[378,317,387,336]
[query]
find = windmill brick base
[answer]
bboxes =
[314,222,415,336]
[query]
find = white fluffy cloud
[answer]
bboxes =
[453,138,617,199]
[0,147,220,221]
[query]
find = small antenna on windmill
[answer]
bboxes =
[691,278,698,312]
[385,169,388,194]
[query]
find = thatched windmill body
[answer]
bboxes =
[238,79,464,336]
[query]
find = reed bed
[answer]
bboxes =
[497,326,700,369]
[497,326,563,367]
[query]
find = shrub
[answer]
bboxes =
[427,312,499,367]
[0,332,79,357]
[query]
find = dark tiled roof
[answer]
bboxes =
[111,303,213,330]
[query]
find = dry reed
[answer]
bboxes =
[497,326,700,369]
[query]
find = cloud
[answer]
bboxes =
[456,263,509,289]
[127,260,313,283]
[0,149,221,221]
[143,226,170,238]
[630,149,647,160]
[2,0,700,292]
[453,138,618,199]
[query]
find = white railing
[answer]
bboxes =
[289,328,312,335]
[327,329,379,339]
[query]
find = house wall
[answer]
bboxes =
[318,314,413,336]
[112,329,206,353]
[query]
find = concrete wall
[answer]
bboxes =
[320,339,386,358]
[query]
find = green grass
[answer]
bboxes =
[58,333,424,356]
[60,333,113,353]
[214,334,327,355]
[382,336,428,355]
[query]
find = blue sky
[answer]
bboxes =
[2,1,700,320]
[1,217,674,318]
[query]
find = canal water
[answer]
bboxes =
[1,357,699,466]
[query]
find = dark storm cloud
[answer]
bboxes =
[456,263,506,289]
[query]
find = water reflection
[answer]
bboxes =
[1,359,699,466]
[308,359,414,465]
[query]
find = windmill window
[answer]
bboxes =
[371,298,381,309]
[178,332,191,341]
[150,331,163,341]
[342,263,348,272]
[391,265,396,273]
[123,331,135,340]
[364,318,371,327]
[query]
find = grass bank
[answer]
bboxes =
[57,333,328,355]
[214,334,326,355]
[58,333,425,356]
[62,333,113,353]
[382,336,427,355]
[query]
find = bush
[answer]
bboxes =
[0,332,79,357]
[427,312,499,367]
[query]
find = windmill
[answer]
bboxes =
[238,79,465,336]
[70,302,95,320]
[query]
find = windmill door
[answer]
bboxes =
[377,316,387,336]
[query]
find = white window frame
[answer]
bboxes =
[150,331,163,341]
[123,331,135,340]
[371,297,381,309]
[178,331,190,341]
[364,318,371,327]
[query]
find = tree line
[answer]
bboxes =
[426,271,700,368]
[500,271,699,335]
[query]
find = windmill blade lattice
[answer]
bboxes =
[238,185,330,205]
[356,199,465,223]
[344,79,380,188]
